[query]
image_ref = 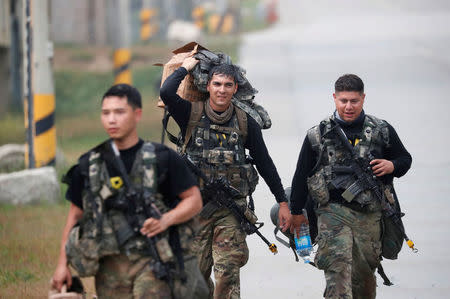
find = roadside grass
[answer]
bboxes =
[0,203,97,298]
[0,113,25,145]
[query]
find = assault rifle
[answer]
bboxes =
[328,119,417,253]
[109,141,177,291]
[181,154,278,254]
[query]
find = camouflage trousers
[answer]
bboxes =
[95,254,171,299]
[192,198,249,299]
[95,253,208,299]
[315,203,382,299]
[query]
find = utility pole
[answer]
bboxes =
[23,0,56,168]
[140,0,159,42]
[10,0,23,110]
[108,0,132,85]
[1,0,11,114]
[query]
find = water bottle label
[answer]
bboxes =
[295,235,312,250]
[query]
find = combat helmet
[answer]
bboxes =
[270,187,300,261]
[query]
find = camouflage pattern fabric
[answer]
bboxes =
[192,198,249,299]
[95,254,171,299]
[315,203,382,299]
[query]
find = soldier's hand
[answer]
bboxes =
[52,264,72,292]
[278,202,291,232]
[290,214,309,238]
[140,214,171,238]
[181,56,199,71]
[370,159,394,176]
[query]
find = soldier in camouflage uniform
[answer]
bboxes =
[290,74,412,298]
[160,57,291,298]
[52,84,208,298]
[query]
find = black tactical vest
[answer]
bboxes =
[181,107,258,198]
[307,114,392,209]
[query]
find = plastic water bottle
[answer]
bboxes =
[294,209,313,263]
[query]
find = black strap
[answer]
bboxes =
[162,111,180,145]
[169,226,187,283]
[161,107,168,144]
[377,263,393,286]
[248,194,255,211]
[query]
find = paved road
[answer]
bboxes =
[239,0,450,298]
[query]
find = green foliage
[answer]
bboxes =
[132,66,163,101]
[54,66,163,117]
[0,114,25,145]
[54,70,113,117]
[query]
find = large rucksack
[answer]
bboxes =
[162,48,272,145]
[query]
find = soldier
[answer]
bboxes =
[160,56,291,298]
[290,74,412,298]
[51,84,208,298]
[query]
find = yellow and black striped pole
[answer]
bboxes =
[110,0,132,85]
[208,12,234,34]
[113,48,132,85]
[192,6,205,30]
[24,0,56,168]
[140,7,158,41]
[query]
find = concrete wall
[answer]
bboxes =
[50,0,107,45]
[0,0,10,47]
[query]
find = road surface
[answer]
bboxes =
[239,0,450,298]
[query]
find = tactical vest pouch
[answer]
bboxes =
[66,215,120,277]
[307,169,330,206]
[242,164,259,194]
[65,223,100,277]
[206,149,234,164]
[353,189,380,211]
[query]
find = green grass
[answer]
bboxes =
[0,203,67,296]
[0,113,25,145]
[54,70,113,117]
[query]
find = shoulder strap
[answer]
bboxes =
[234,105,248,140]
[141,142,158,191]
[232,98,263,129]
[181,101,204,153]
[366,114,390,147]
[307,125,322,154]
[307,118,332,176]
